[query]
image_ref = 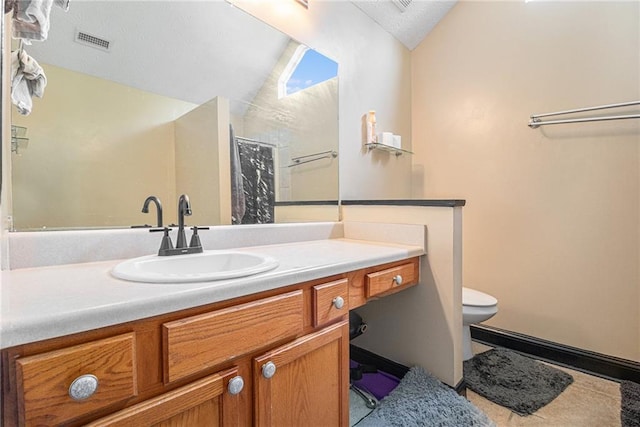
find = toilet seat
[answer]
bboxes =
[463,287,497,307]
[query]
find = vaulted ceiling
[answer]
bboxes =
[351,0,457,50]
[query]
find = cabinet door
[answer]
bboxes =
[253,321,349,427]
[86,367,242,427]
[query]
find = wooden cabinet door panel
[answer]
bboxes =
[253,321,349,427]
[86,367,241,427]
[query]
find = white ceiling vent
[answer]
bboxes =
[75,31,111,52]
[391,0,412,13]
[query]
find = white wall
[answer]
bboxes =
[1,13,10,268]
[412,1,640,361]
[233,1,413,201]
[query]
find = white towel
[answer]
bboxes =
[11,49,47,115]
[11,0,54,43]
[53,0,69,11]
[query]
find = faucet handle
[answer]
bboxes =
[189,226,209,248]
[150,227,174,254]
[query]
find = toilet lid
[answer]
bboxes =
[463,287,497,307]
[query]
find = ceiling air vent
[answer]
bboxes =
[391,0,412,13]
[75,31,111,52]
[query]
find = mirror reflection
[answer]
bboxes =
[9,1,338,231]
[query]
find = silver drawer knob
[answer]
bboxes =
[228,375,244,395]
[68,374,99,401]
[332,296,345,309]
[393,275,403,286]
[262,361,276,379]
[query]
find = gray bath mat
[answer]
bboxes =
[464,348,573,415]
[357,366,494,426]
[350,388,376,426]
[621,380,640,427]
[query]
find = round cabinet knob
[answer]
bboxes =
[262,361,277,379]
[332,296,345,309]
[68,374,99,401]
[228,376,244,395]
[393,275,403,286]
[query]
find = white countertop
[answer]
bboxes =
[0,238,423,349]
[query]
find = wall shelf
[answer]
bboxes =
[365,143,412,156]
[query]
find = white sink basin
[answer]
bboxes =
[111,250,279,283]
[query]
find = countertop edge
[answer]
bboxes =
[0,239,424,349]
[341,199,466,207]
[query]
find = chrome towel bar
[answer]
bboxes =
[529,100,640,128]
[287,150,338,167]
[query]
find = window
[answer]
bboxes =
[278,45,338,98]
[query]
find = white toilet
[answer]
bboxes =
[462,287,498,361]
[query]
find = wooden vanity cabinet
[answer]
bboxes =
[1,257,418,427]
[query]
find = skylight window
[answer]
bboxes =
[278,46,338,98]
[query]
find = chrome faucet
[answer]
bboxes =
[176,194,192,249]
[141,196,163,227]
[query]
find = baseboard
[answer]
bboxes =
[349,345,467,396]
[471,325,640,383]
[454,378,467,397]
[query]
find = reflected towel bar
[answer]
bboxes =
[288,150,338,167]
[528,100,640,128]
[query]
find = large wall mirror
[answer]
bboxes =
[8,1,339,231]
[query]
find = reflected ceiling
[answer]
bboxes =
[26,1,290,105]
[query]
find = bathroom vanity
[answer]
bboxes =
[0,235,422,426]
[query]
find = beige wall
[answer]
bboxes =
[412,1,640,361]
[234,1,413,200]
[274,204,339,223]
[343,205,463,387]
[175,97,231,226]
[11,65,196,229]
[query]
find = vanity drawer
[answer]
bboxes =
[366,261,419,298]
[15,333,137,427]
[312,278,349,327]
[163,290,304,383]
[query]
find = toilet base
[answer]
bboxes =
[463,324,473,361]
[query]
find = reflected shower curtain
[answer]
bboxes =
[236,138,275,224]
[229,125,246,224]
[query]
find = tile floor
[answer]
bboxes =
[467,342,623,427]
